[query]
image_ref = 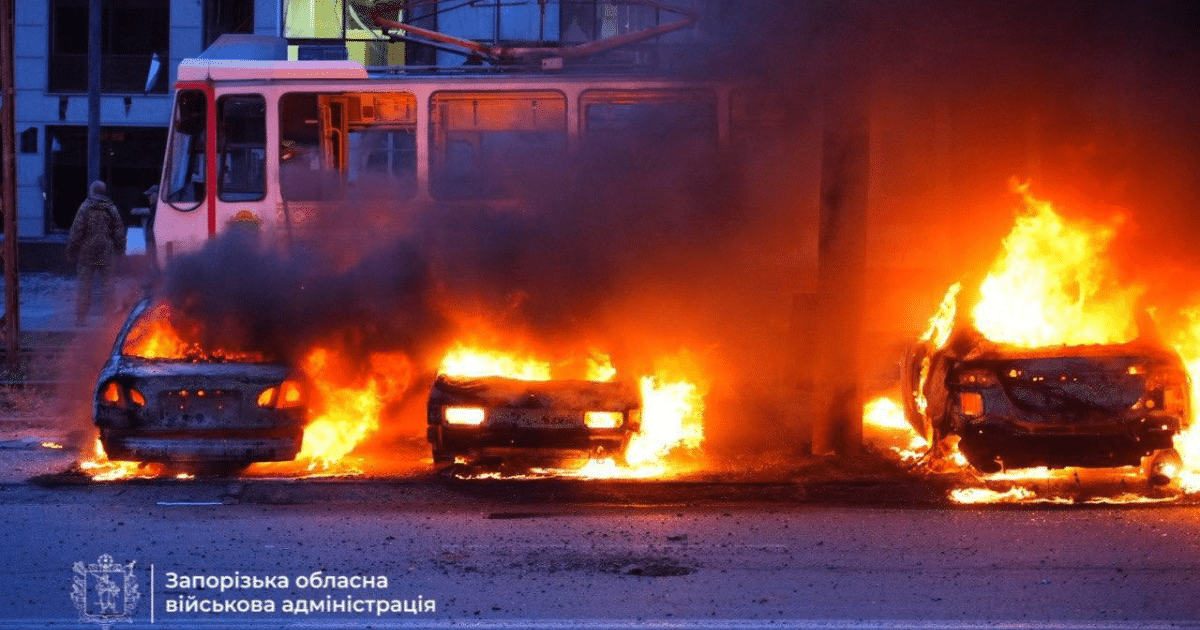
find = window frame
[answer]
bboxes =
[217,94,268,203]
[47,0,171,95]
[428,89,569,201]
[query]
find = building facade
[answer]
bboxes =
[12,0,705,249]
[12,0,277,244]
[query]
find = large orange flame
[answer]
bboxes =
[439,343,552,380]
[291,348,412,471]
[864,182,1196,504]
[1169,309,1200,493]
[123,303,266,362]
[971,180,1141,347]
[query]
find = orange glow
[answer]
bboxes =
[439,343,551,380]
[123,303,267,362]
[290,348,412,471]
[78,438,157,482]
[623,372,706,469]
[869,182,1196,504]
[970,180,1141,347]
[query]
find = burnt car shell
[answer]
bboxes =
[427,375,641,466]
[94,298,307,472]
[908,333,1191,473]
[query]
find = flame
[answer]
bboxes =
[920,283,961,348]
[123,303,266,362]
[586,351,618,382]
[870,182,1190,504]
[1169,308,1200,493]
[862,396,928,464]
[78,438,157,482]
[262,348,412,473]
[623,373,706,469]
[439,343,552,380]
[970,180,1141,347]
[41,441,64,450]
[949,487,1039,504]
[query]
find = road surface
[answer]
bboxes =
[1,464,1199,629]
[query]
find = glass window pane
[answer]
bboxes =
[218,95,267,202]
[280,92,417,201]
[163,90,207,209]
[284,0,344,39]
[582,89,716,145]
[430,91,567,200]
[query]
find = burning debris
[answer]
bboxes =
[866,182,1200,503]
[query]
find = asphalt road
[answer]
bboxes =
[2,465,1200,630]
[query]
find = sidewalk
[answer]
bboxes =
[2,269,148,333]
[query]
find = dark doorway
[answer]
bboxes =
[45,126,168,232]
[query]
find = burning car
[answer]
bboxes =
[93,297,308,474]
[903,317,1191,483]
[427,374,641,467]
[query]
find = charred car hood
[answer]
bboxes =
[104,356,291,381]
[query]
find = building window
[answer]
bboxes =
[49,0,170,94]
[282,0,406,66]
[205,0,254,49]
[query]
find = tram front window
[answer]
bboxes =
[163,89,207,208]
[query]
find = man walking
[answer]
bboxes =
[67,180,125,325]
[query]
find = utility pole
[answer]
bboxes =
[88,0,102,184]
[1,0,19,367]
[811,8,870,456]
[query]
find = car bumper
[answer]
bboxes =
[956,414,1181,469]
[100,431,302,464]
[428,425,630,463]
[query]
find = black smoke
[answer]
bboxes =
[153,0,1200,455]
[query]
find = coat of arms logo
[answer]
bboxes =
[71,554,140,628]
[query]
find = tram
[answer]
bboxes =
[153,33,780,265]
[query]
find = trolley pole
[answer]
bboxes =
[2,0,19,366]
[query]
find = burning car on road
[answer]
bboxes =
[93,297,308,474]
[903,319,1191,483]
[427,374,641,467]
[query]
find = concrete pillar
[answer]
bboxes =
[811,20,870,456]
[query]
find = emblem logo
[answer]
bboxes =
[71,554,140,628]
